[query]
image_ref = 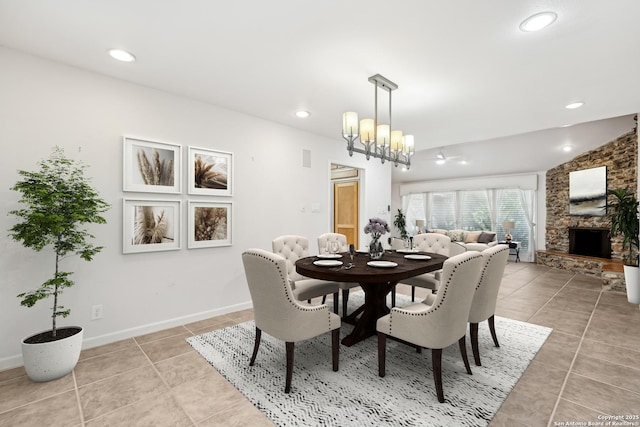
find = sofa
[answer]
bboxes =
[429,229,498,252]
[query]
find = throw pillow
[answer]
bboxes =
[447,230,464,242]
[477,232,496,244]
[432,229,448,235]
[464,231,482,243]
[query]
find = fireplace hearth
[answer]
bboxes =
[569,227,611,259]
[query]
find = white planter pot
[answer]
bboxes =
[623,265,640,305]
[21,326,83,382]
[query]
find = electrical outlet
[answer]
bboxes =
[91,304,103,320]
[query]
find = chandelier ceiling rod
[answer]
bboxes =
[342,74,414,169]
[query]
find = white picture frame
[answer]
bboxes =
[187,146,233,196]
[123,199,181,253]
[188,201,232,249]
[123,137,182,193]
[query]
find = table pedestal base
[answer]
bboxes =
[341,281,395,347]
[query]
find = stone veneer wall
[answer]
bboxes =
[540,129,637,292]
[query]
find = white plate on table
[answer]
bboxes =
[404,254,431,260]
[317,253,342,259]
[367,261,398,268]
[356,249,369,254]
[396,249,419,254]
[313,260,343,267]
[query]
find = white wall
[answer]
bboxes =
[0,47,391,369]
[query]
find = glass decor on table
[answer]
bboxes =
[364,217,390,260]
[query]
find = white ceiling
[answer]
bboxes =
[1,1,638,183]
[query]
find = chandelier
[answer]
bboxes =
[342,74,415,169]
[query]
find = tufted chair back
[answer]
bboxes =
[272,235,310,285]
[413,233,451,255]
[469,245,509,323]
[317,233,348,254]
[242,248,341,344]
[389,237,406,250]
[381,251,483,349]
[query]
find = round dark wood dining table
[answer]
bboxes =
[295,250,447,346]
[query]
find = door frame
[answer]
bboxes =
[329,162,364,247]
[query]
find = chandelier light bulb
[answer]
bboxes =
[342,112,358,137]
[359,119,375,145]
[390,130,403,152]
[377,125,390,148]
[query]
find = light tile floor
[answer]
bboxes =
[1,262,639,426]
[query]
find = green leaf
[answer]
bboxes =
[8,146,110,330]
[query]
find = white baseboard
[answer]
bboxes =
[0,300,253,372]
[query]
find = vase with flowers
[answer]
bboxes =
[364,217,390,260]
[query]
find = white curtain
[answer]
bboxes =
[486,189,497,232]
[455,192,463,229]
[519,189,536,262]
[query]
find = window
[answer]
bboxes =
[428,192,456,230]
[460,190,491,231]
[403,188,536,261]
[405,193,425,235]
[497,189,531,252]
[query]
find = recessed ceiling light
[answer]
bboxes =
[436,159,445,165]
[519,11,557,32]
[459,160,468,165]
[565,101,585,109]
[295,111,310,118]
[108,49,136,62]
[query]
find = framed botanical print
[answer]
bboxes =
[188,201,232,248]
[187,146,233,196]
[123,199,181,253]
[123,137,181,193]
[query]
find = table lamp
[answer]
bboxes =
[416,219,426,234]
[502,221,515,243]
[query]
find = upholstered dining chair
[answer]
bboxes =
[388,237,406,250]
[377,251,484,403]
[242,248,341,393]
[392,233,466,305]
[317,232,359,317]
[468,244,509,366]
[272,235,340,314]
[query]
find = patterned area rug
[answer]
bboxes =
[187,292,551,426]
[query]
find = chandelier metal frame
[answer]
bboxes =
[342,74,414,169]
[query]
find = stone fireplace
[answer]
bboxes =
[568,227,611,259]
[537,127,637,292]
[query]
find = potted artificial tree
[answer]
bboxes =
[604,188,639,304]
[8,147,109,381]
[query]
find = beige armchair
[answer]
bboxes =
[317,232,359,317]
[388,237,406,250]
[272,235,340,314]
[392,233,466,304]
[469,244,509,366]
[242,248,341,393]
[377,251,484,403]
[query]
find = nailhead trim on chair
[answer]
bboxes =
[474,246,509,291]
[388,252,483,333]
[244,249,328,315]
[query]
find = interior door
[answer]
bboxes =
[334,180,359,248]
